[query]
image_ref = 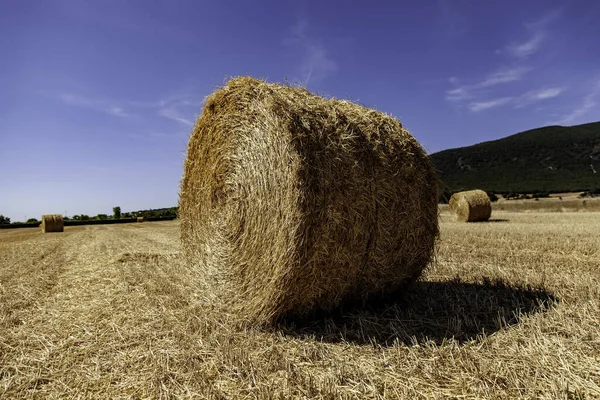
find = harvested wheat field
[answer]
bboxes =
[1,215,599,398]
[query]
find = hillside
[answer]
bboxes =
[430,121,600,193]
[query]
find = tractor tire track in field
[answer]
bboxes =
[0,222,185,398]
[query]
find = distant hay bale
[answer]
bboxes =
[137,217,144,223]
[41,214,64,233]
[179,77,439,326]
[449,190,492,222]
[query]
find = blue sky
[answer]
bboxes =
[1,0,599,221]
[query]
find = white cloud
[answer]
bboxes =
[445,10,565,114]
[478,67,531,87]
[127,94,199,126]
[446,67,530,103]
[525,9,561,31]
[108,107,129,117]
[128,95,199,109]
[285,18,337,86]
[529,87,564,100]
[159,107,194,126]
[60,94,92,107]
[514,87,565,108]
[507,32,545,58]
[59,94,130,117]
[468,97,513,112]
[53,90,200,127]
[553,81,600,125]
[465,87,565,112]
[503,10,560,59]
[127,130,189,142]
[446,87,472,101]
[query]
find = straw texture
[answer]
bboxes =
[179,77,439,325]
[449,190,492,222]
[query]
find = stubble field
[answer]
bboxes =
[1,210,599,398]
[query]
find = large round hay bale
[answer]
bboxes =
[449,190,492,222]
[179,77,439,325]
[137,217,144,223]
[41,214,64,233]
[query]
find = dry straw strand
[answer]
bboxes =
[449,190,492,222]
[179,76,439,326]
[41,214,64,233]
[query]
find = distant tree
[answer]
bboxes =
[96,214,108,220]
[487,192,499,202]
[0,215,10,224]
[79,214,90,221]
[113,206,121,219]
[121,212,132,219]
[26,218,39,223]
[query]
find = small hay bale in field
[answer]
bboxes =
[137,217,144,223]
[449,190,492,222]
[179,77,439,326]
[41,214,64,233]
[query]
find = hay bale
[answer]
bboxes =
[137,217,144,223]
[41,214,64,233]
[179,77,439,325]
[449,190,492,222]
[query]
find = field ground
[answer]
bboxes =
[1,213,599,398]
[440,196,600,213]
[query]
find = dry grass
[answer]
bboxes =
[1,214,598,398]
[495,197,600,213]
[180,77,438,326]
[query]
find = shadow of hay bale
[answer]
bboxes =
[276,276,557,346]
[480,218,510,223]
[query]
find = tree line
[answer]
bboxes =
[0,206,178,225]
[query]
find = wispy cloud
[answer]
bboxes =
[446,10,565,113]
[553,81,600,125]
[128,95,198,109]
[108,107,129,117]
[59,94,131,117]
[446,10,563,112]
[525,9,562,31]
[515,87,566,108]
[507,32,545,58]
[528,87,564,100]
[469,97,513,112]
[128,94,199,126]
[503,10,560,58]
[285,18,337,86]
[446,67,530,102]
[479,67,531,87]
[128,130,189,143]
[159,107,194,126]
[460,86,565,113]
[446,86,472,102]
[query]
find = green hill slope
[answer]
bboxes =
[429,121,600,193]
